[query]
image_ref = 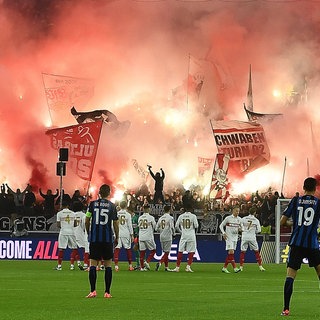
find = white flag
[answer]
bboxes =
[42,73,94,127]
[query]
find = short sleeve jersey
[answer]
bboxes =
[117,209,133,238]
[175,211,198,241]
[156,213,175,242]
[74,210,87,240]
[86,198,118,243]
[241,214,261,240]
[57,208,75,236]
[283,195,320,249]
[138,213,156,241]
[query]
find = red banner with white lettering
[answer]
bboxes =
[210,120,270,177]
[46,121,103,181]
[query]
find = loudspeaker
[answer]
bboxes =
[56,162,66,176]
[59,148,69,162]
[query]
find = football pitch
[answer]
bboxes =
[1,261,320,320]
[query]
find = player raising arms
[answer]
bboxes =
[113,200,134,271]
[85,184,119,299]
[219,206,242,273]
[280,177,320,316]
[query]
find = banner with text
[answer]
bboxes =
[46,121,103,181]
[0,235,262,263]
[42,73,94,127]
[198,156,214,176]
[211,120,270,176]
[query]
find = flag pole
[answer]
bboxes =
[280,157,287,196]
[85,120,104,201]
[85,181,91,205]
[209,119,215,135]
[306,158,310,177]
[209,155,218,200]
[186,54,191,112]
[247,64,253,111]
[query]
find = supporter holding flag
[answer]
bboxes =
[148,165,165,204]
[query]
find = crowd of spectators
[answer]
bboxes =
[121,185,286,235]
[0,184,86,223]
[0,182,289,235]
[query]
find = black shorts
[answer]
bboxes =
[89,242,113,261]
[287,246,320,270]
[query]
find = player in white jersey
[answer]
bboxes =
[73,201,90,270]
[54,196,78,271]
[113,200,134,271]
[172,205,199,273]
[219,206,242,273]
[138,204,157,271]
[155,204,175,271]
[239,207,265,271]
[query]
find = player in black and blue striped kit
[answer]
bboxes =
[85,184,119,299]
[280,177,320,316]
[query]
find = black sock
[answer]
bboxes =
[105,266,112,294]
[89,266,97,292]
[284,277,294,310]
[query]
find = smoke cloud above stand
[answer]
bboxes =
[1,0,320,197]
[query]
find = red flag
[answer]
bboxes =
[210,120,270,177]
[46,121,103,181]
[209,154,230,199]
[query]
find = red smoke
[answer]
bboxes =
[1,1,320,197]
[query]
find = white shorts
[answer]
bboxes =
[76,238,89,252]
[116,237,132,250]
[160,240,172,253]
[178,239,197,253]
[240,238,259,251]
[58,234,77,250]
[225,239,238,251]
[139,239,156,251]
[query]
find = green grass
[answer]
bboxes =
[0,261,320,319]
